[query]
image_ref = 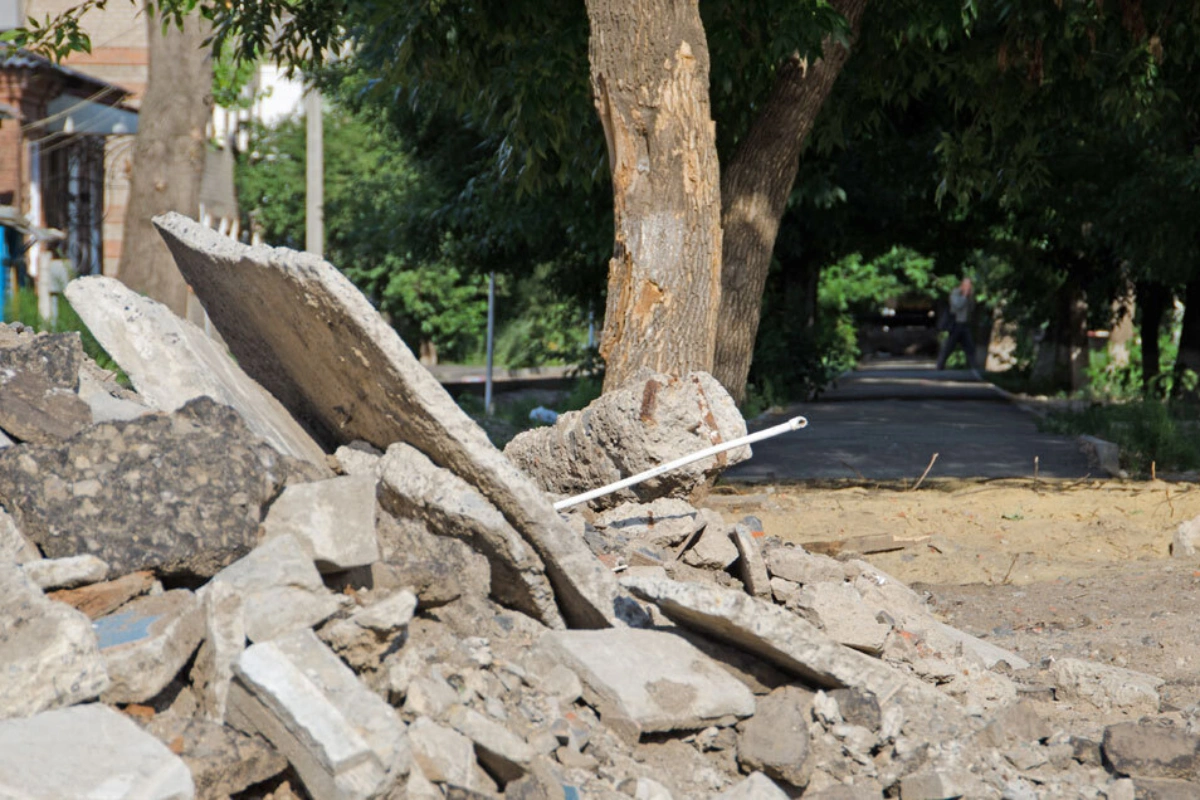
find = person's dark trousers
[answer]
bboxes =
[936,321,979,371]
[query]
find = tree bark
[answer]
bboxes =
[1172,277,1200,398]
[586,0,723,392]
[1137,280,1169,396]
[117,10,212,317]
[712,0,868,403]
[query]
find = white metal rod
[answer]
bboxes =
[552,415,808,511]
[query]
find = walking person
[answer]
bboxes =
[937,277,980,373]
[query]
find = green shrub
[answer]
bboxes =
[1042,399,1200,475]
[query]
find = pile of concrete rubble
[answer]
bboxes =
[0,213,1196,800]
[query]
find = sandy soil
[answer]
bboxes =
[704,478,1200,723]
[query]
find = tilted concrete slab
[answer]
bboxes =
[154,213,626,629]
[66,275,329,467]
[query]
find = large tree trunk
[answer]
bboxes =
[1172,277,1200,398]
[1137,280,1169,396]
[586,0,723,392]
[117,10,212,317]
[712,0,868,403]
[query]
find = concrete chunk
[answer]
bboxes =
[732,523,771,599]
[765,545,847,585]
[0,332,91,443]
[0,561,109,719]
[49,570,155,619]
[230,630,408,800]
[0,704,194,799]
[0,507,39,564]
[1103,721,1200,780]
[65,275,329,466]
[621,575,969,739]
[95,588,205,704]
[192,580,247,721]
[208,534,348,642]
[1173,515,1200,558]
[22,553,108,589]
[1051,657,1162,715]
[713,772,789,800]
[795,582,891,655]
[379,443,561,628]
[408,717,478,787]
[154,212,626,628]
[682,520,739,570]
[593,499,701,547]
[446,705,533,785]
[262,475,380,572]
[737,686,813,787]
[539,628,755,734]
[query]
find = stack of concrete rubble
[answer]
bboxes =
[0,214,1195,799]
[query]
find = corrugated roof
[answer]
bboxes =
[0,43,131,99]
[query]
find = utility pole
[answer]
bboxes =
[305,88,323,256]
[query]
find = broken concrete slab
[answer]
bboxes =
[621,575,970,739]
[794,582,891,656]
[154,212,625,629]
[21,553,107,589]
[48,569,155,619]
[737,685,813,787]
[731,523,771,599]
[95,588,205,704]
[207,534,349,643]
[593,499,702,547]
[1102,721,1200,780]
[192,579,247,722]
[66,275,330,466]
[0,332,92,443]
[682,520,739,570]
[447,704,534,785]
[0,396,325,578]
[262,474,380,572]
[77,367,151,423]
[1050,657,1162,715]
[505,370,749,509]
[408,717,479,787]
[230,630,409,800]
[713,772,789,800]
[147,713,287,800]
[0,703,194,799]
[0,507,38,564]
[379,443,562,628]
[764,544,848,586]
[539,628,756,735]
[0,560,109,718]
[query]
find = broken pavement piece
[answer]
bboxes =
[229,629,410,800]
[65,275,330,467]
[261,474,381,572]
[505,370,749,509]
[0,703,194,800]
[621,575,970,739]
[539,628,755,735]
[0,396,325,579]
[154,212,625,629]
[95,588,205,704]
[378,443,562,629]
[21,553,108,590]
[0,331,92,443]
[207,534,349,643]
[0,560,109,719]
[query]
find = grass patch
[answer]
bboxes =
[1041,399,1200,475]
[5,288,130,386]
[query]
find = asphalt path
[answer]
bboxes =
[725,360,1093,482]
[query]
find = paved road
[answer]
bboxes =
[725,360,1092,482]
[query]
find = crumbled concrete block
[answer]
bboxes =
[1102,721,1200,780]
[765,546,846,585]
[0,703,194,799]
[229,629,409,800]
[208,534,349,642]
[22,553,107,589]
[713,772,789,799]
[335,443,384,477]
[95,588,205,704]
[737,686,813,787]
[0,561,108,718]
[1051,658,1162,715]
[262,475,381,572]
[0,332,91,443]
[48,569,155,619]
[732,523,772,598]
[1173,515,1200,558]
[409,717,478,787]
[192,580,247,721]
[794,582,891,655]
[447,704,534,785]
[539,628,756,735]
[594,499,701,547]
[154,212,626,629]
[682,519,739,570]
[622,575,969,740]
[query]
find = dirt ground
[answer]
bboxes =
[704,478,1200,724]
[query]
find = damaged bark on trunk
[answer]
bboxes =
[712,0,868,403]
[117,10,212,317]
[586,0,723,392]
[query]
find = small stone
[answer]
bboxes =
[682,519,739,570]
[22,554,108,589]
[404,675,461,719]
[0,704,194,799]
[262,475,381,572]
[555,745,598,771]
[828,688,882,731]
[95,588,205,704]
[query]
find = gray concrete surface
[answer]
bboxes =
[725,360,1092,482]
